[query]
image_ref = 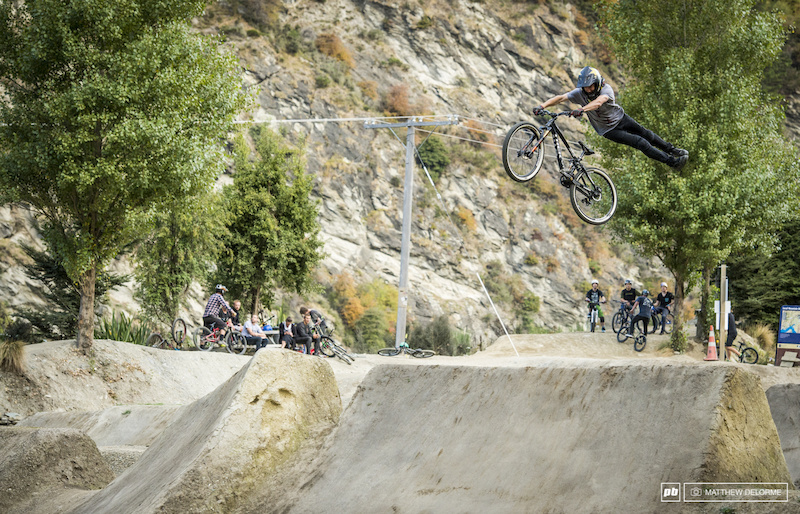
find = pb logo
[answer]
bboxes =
[661,483,681,502]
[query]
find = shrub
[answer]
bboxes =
[416,135,450,181]
[353,307,391,353]
[357,80,379,101]
[315,33,354,68]
[457,206,477,231]
[588,259,601,275]
[341,297,366,327]
[409,315,459,355]
[520,292,541,314]
[523,252,539,266]
[95,310,152,346]
[384,84,412,116]
[246,28,261,38]
[0,340,24,374]
[315,74,331,88]
[745,323,776,355]
[416,15,434,30]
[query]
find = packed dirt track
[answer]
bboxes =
[3,334,800,513]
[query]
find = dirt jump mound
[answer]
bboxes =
[277,362,791,513]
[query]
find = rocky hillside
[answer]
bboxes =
[2,0,797,345]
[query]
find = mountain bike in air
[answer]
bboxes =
[502,110,617,225]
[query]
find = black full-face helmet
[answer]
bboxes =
[576,66,605,100]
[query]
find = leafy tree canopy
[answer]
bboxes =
[0,0,248,349]
[215,128,324,314]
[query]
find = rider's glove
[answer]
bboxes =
[533,105,545,116]
[570,109,584,118]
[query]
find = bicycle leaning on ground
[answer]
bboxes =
[148,317,189,351]
[378,342,435,358]
[193,322,247,355]
[314,320,355,365]
[502,109,618,225]
[616,313,647,352]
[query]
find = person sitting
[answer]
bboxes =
[202,284,235,337]
[296,313,322,356]
[279,317,295,350]
[242,313,269,350]
[299,306,329,334]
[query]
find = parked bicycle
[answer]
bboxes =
[148,317,189,351]
[193,323,247,355]
[732,339,759,364]
[611,301,631,334]
[315,322,355,365]
[616,315,647,352]
[650,309,674,335]
[587,300,606,333]
[502,110,617,225]
[378,342,435,358]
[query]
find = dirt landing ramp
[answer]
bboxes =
[0,427,114,511]
[283,363,792,513]
[72,350,341,514]
[766,383,800,487]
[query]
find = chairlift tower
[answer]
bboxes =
[365,116,459,348]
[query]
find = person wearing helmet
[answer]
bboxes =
[585,279,607,332]
[533,66,689,170]
[203,284,236,335]
[654,282,675,334]
[628,289,654,337]
[620,279,638,310]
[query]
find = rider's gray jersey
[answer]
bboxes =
[636,296,653,318]
[566,83,624,136]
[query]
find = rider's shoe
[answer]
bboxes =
[670,147,689,157]
[668,154,688,171]
[601,326,606,333]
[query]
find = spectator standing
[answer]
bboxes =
[243,313,269,349]
[585,279,607,332]
[725,309,742,362]
[279,317,295,350]
[299,306,329,333]
[230,300,243,327]
[654,282,675,335]
[620,279,638,310]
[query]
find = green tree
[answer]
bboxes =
[416,135,451,182]
[727,225,800,329]
[16,244,125,340]
[134,192,225,326]
[216,128,324,313]
[597,0,800,348]
[0,0,247,352]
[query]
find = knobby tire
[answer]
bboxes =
[502,122,545,182]
[570,167,617,225]
[741,347,758,364]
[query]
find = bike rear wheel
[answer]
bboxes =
[410,349,435,358]
[616,323,630,343]
[741,347,758,364]
[172,318,187,346]
[378,347,402,357]
[148,332,171,350]
[502,122,545,182]
[194,327,213,351]
[570,167,617,225]
[661,314,674,334]
[225,332,247,355]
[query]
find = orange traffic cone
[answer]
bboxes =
[704,325,718,361]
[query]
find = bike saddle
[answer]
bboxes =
[578,141,595,155]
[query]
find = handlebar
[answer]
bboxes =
[534,109,579,119]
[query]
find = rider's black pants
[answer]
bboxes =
[603,114,675,165]
[629,314,650,335]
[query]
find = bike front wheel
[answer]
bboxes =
[741,347,758,364]
[172,318,187,346]
[410,349,435,358]
[378,347,402,357]
[194,327,213,351]
[570,167,617,225]
[319,337,336,357]
[502,122,545,182]
[147,332,170,350]
[225,332,247,355]
[611,312,624,333]
[617,324,630,343]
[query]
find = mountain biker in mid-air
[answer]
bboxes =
[585,279,607,332]
[533,66,689,170]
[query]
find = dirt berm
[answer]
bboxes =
[265,363,794,513]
